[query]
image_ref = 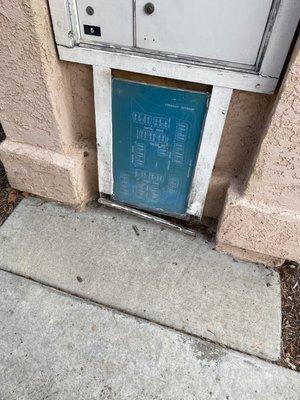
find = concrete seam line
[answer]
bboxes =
[0,265,284,369]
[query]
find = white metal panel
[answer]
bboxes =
[48,0,74,47]
[188,86,233,217]
[76,0,133,47]
[260,0,300,78]
[58,45,278,94]
[136,0,273,65]
[93,66,113,195]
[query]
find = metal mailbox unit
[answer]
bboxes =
[49,0,299,219]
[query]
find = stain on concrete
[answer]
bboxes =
[183,336,226,364]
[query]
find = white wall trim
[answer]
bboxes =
[59,45,278,94]
[93,66,113,195]
[188,86,233,217]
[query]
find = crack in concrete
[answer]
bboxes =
[0,265,284,369]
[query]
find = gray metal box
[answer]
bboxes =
[76,0,133,46]
[136,0,274,67]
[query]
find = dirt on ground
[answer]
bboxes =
[0,165,23,226]
[280,261,300,371]
[0,126,23,225]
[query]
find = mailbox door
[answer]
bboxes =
[136,0,273,66]
[76,0,133,46]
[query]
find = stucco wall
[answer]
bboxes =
[0,0,98,204]
[204,90,275,217]
[245,46,300,213]
[217,40,300,265]
[0,0,290,227]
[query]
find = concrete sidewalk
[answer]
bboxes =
[1,269,299,400]
[0,197,281,360]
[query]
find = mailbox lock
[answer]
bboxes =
[86,6,94,16]
[144,3,155,15]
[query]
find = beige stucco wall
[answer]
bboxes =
[0,0,298,265]
[204,90,275,217]
[0,0,98,204]
[217,40,300,265]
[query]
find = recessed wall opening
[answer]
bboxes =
[112,70,212,94]
[108,71,212,222]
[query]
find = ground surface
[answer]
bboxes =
[0,269,299,400]
[0,197,282,361]
[0,159,299,393]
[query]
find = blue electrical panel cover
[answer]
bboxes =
[112,79,209,216]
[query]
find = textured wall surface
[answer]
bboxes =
[217,41,300,265]
[204,90,274,217]
[245,45,300,212]
[0,0,97,204]
[0,0,64,151]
